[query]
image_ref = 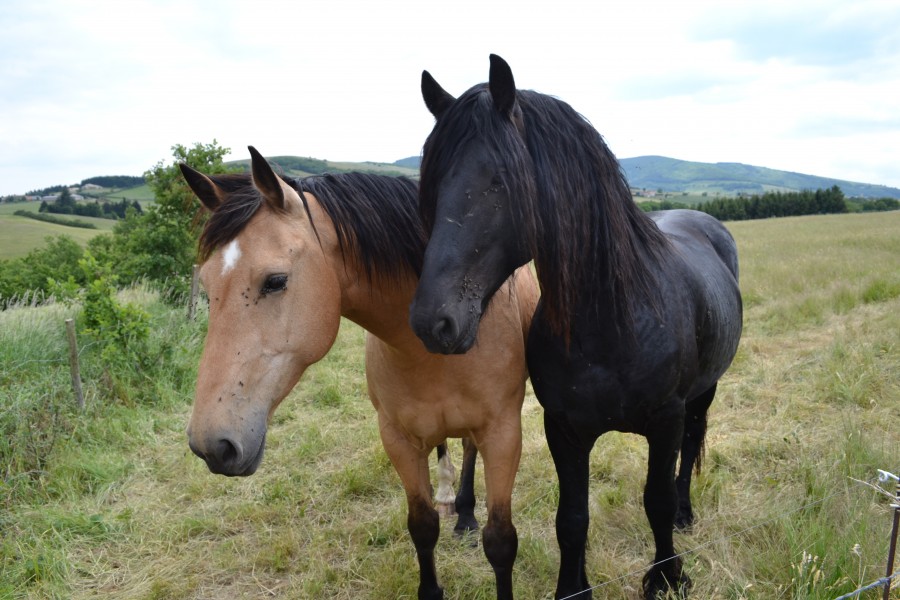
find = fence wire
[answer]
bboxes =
[557,473,898,600]
[832,572,899,600]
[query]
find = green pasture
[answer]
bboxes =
[0,208,115,260]
[1,211,898,599]
[86,183,155,203]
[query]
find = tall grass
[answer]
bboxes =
[1,211,898,599]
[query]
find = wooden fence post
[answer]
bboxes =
[65,319,85,410]
[188,264,200,320]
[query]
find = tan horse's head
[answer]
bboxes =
[182,147,342,476]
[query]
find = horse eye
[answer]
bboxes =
[261,274,288,295]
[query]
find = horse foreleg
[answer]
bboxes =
[675,384,716,530]
[454,437,479,536]
[544,414,593,599]
[379,419,443,600]
[642,422,691,599]
[409,494,443,600]
[479,422,522,600]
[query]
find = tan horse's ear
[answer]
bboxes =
[422,70,455,118]
[248,146,285,211]
[180,163,223,212]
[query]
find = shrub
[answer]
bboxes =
[0,236,87,305]
[52,252,150,371]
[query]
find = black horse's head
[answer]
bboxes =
[410,54,534,354]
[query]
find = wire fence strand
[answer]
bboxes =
[557,475,896,600]
[832,572,899,600]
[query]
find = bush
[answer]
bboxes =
[52,253,150,371]
[0,236,87,305]
[88,141,238,300]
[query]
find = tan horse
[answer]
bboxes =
[182,147,538,600]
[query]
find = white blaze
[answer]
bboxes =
[221,240,241,275]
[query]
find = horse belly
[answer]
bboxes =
[529,350,673,439]
[528,307,695,438]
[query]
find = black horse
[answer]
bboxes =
[410,55,742,599]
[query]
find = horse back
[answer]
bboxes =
[651,209,743,392]
[650,209,739,281]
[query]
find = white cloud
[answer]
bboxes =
[1,0,899,194]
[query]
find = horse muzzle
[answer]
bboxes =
[188,428,267,477]
[409,296,480,355]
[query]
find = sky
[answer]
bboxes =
[1,0,899,195]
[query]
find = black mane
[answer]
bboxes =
[420,85,670,336]
[199,172,425,282]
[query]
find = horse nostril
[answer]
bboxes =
[215,438,240,466]
[432,315,459,344]
[188,439,205,460]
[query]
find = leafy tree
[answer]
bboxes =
[144,140,235,224]
[92,141,238,298]
[0,236,86,303]
[54,188,76,214]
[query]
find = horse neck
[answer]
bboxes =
[529,144,665,335]
[303,192,423,351]
[340,270,423,350]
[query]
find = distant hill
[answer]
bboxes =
[392,155,900,199]
[392,156,421,169]
[224,156,419,179]
[620,156,900,199]
[10,154,896,203]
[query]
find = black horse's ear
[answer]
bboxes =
[180,163,223,212]
[248,146,285,211]
[488,54,518,118]
[422,70,455,118]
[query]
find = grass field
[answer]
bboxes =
[90,184,155,203]
[1,211,898,599]
[0,206,116,260]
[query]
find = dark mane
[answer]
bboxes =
[296,172,425,282]
[199,172,425,282]
[420,85,671,336]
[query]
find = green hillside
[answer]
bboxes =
[620,155,900,198]
[223,156,419,179]
[0,204,115,260]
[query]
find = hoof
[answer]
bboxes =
[436,502,456,518]
[419,585,444,600]
[453,514,479,537]
[642,559,691,599]
[674,507,694,531]
[452,525,479,548]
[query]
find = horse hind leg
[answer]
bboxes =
[453,437,479,536]
[434,442,457,517]
[643,421,691,599]
[675,383,717,530]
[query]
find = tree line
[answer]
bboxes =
[638,186,899,221]
[81,175,145,188]
[699,186,849,220]
[39,189,144,219]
